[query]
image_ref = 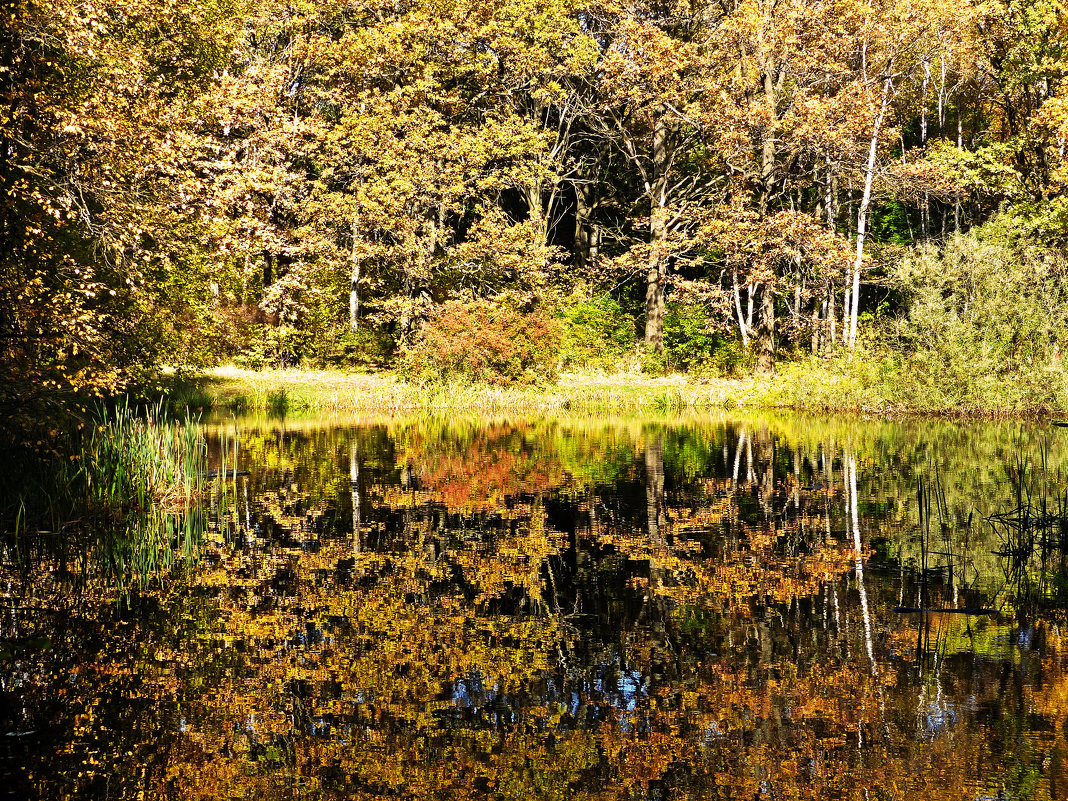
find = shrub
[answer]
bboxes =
[236,325,301,369]
[890,211,1068,408]
[663,302,743,374]
[556,296,636,369]
[399,300,562,386]
[312,324,394,368]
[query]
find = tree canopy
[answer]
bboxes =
[1,0,1066,403]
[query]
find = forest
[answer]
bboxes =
[6,4,1068,793]
[2,0,1067,420]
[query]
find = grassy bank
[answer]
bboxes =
[758,346,1068,417]
[169,365,756,415]
[165,350,1068,418]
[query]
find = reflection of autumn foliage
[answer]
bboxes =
[417,447,559,511]
[704,526,858,612]
[10,547,1062,801]
[393,423,569,512]
[592,474,858,614]
[16,418,1068,800]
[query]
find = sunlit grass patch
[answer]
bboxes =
[185,365,751,414]
[171,355,1068,418]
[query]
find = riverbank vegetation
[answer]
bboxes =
[2,0,1067,429]
[3,403,213,592]
[165,350,1068,418]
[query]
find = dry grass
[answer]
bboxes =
[185,365,761,414]
[168,357,1068,418]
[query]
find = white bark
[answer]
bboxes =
[351,439,361,553]
[349,217,360,332]
[849,455,875,667]
[732,428,746,488]
[849,75,893,349]
[733,271,750,351]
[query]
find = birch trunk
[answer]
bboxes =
[848,75,893,349]
[733,271,749,351]
[350,438,361,553]
[349,217,360,332]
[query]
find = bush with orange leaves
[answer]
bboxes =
[400,300,562,386]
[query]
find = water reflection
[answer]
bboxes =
[4,413,1068,799]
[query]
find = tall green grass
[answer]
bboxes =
[74,402,210,593]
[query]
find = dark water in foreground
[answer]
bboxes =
[5,412,1068,800]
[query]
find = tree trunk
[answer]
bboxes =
[824,158,837,232]
[574,183,591,269]
[810,299,820,354]
[753,56,781,363]
[848,74,893,349]
[746,283,756,334]
[756,284,776,373]
[525,184,548,247]
[842,271,851,343]
[350,438,361,553]
[349,217,360,332]
[733,271,749,351]
[644,113,671,353]
[825,281,837,349]
[644,217,667,353]
[645,432,667,548]
[262,251,273,291]
[573,171,601,270]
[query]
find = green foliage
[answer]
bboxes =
[400,300,563,386]
[663,303,743,375]
[169,304,261,369]
[925,139,1027,206]
[892,212,1068,400]
[304,325,395,369]
[868,200,915,247]
[759,347,904,413]
[556,296,636,369]
[164,379,215,415]
[237,326,304,370]
[266,388,289,417]
[638,346,669,376]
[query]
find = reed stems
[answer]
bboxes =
[73,401,210,592]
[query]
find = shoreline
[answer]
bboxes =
[164,365,1068,419]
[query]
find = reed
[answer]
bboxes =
[985,447,1068,616]
[266,387,289,416]
[73,401,209,591]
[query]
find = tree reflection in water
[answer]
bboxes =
[4,414,1068,800]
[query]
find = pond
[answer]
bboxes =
[4,411,1068,800]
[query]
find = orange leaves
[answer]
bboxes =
[399,300,563,385]
[705,205,854,286]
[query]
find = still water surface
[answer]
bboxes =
[5,412,1068,799]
